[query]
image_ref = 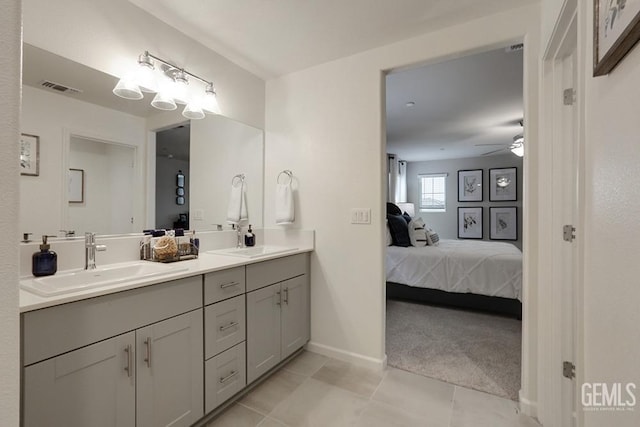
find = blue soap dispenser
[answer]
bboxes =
[244,224,255,247]
[32,235,57,277]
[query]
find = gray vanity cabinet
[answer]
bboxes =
[136,310,203,427]
[23,332,136,427]
[22,276,203,427]
[246,254,310,384]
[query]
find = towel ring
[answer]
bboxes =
[231,174,245,186]
[277,170,293,185]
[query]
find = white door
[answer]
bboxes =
[136,309,203,427]
[281,275,310,359]
[247,283,282,384]
[23,332,135,427]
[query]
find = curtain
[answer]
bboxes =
[387,154,407,203]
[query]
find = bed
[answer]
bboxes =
[386,239,523,318]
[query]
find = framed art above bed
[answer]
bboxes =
[490,207,518,241]
[489,167,517,201]
[458,169,483,202]
[458,207,483,239]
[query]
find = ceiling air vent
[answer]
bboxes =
[39,80,83,95]
[506,43,524,53]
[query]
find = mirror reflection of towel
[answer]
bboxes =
[227,181,248,224]
[275,183,294,225]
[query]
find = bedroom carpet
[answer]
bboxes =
[386,299,521,400]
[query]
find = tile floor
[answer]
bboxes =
[207,351,541,427]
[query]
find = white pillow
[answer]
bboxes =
[386,220,392,246]
[407,217,428,247]
[426,227,440,246]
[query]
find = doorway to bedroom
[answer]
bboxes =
[384,45,525,400]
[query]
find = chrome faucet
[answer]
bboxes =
[235,224,244,248]
[85,232,107,270]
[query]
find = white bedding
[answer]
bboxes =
[386,239,522,301]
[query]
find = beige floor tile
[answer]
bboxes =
[257,417,289,427]
[283,350,328,377]
[269,377,369,426]
[372,367,454,425]
[355,400,440,427]
[311,358,384,398]
[207,403,265,427]
[450,386,540,427]
[239,369,307,415]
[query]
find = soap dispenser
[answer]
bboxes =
[32,235,57,277]
[244,225,255,247]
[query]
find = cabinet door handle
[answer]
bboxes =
[283,287,289,305]
[219,321,239,332]
[220,281,239,289]
[276,291,281,305]
[124,344,132,377]
[144,337,152,368]
[219,370,238,384]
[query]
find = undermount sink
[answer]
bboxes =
[21,261,188,297]
[207,245,298,259]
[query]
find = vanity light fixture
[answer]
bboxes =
[112,51,220,119]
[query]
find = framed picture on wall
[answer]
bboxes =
[20,133,40,176]
[458,169,483,202]
[593,0,640,76]
[490,207,518,241]
[489,167,517,201]
[458,207,483,239]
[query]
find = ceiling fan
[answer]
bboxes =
[476,119,524,157]
[477,134,524,157]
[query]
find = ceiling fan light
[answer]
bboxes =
[112,77,143,100]
[511,142,524,157]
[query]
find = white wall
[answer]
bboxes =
[0,0,21,424]
[579,2,640,426]
[21,86,146,237]
[22,0,265,129]
[406,154,524,249]
[265,5,541,406]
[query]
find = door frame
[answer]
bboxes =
[538,0,585,425]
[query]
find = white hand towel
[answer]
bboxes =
[227,181,248,224]
[275,183,294,225]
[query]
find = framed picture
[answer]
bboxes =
[20,133,40,176]
[458,207,483,239]
[68,169,84,203]
[458,169,483,202]
[594,0,640,76]
[489,167,517,201]
[490,207,518,241]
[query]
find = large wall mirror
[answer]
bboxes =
[20,43,264,238]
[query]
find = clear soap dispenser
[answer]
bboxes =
[32,235,57,277]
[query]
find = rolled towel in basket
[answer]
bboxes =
[275,182,294,225]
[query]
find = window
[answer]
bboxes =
[419,173,447,212]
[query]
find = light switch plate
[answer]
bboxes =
[351,208,371,224]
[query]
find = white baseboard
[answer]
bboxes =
[519,389,538,418]
[306,341,386,371]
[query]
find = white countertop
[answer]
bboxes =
[20,247,312,313]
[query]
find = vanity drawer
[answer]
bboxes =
[246,253,308,292]
[204,267,246,305]
[205,342,246,413]
[205,295,246,359]
[22,276,202,366]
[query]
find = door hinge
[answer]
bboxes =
[563,225,576,242]
[563,88,576,105]
[563,361,576,379]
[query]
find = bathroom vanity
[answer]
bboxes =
[20,249,310,427]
